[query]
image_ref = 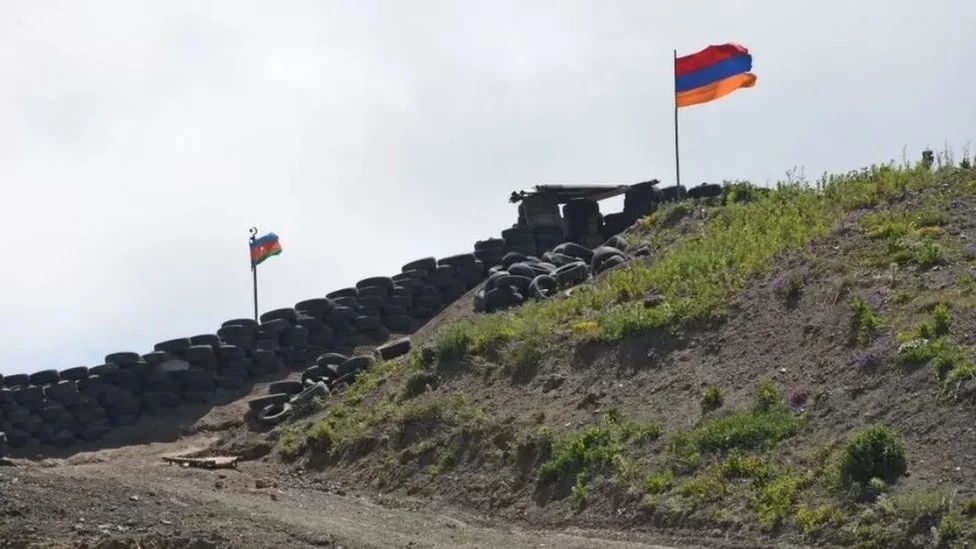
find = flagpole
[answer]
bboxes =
[249,226,259,323]
[673,48,681,188]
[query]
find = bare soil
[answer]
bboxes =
[0,427,693,549]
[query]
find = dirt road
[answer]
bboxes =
[0,434,698,549]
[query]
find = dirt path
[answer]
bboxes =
[1,434,698,549]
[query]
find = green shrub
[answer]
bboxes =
[701,385,724,413]
[850,295,881,345]
[536,412,660,490]
[754,378,784,412]
[835,424,908,488]
[933,302,952,336]
[400,371,438,401]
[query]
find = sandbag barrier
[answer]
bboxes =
[0,182,709,455]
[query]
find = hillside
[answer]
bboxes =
[251,151,976,548]
[5,150,976,549]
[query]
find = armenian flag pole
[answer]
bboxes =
[248,228,283,322]
[673,43,757,188]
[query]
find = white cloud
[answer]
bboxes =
[1,0,974,373]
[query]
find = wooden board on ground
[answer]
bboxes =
[162,454,240,469]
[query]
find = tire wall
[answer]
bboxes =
[0,183,705,456]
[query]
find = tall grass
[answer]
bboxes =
[434,162,946,357]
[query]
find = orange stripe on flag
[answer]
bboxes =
[676,72,757,108]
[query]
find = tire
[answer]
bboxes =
[259,318,291,334]
[260,308,299,324]
[483,287,524,313]
[507,263,539,279]
[338,356,373,376]
[142,392,181,409]
[362,327,391,344]
[484,270,510,292]
[377,337,411,360]
[332,296,359,309]
[354,315,383,331]
[327,287,359,299]
[475,238,506,251]
[216,375,246,391]
[29,369,60,386]
[189,334,222,349]
[185,345,217,363]
[295,298,334,315]
[389,295,413,309]
[151,339,191,355]
[687,182,722,199]
[603,235,629,253]
[438,254,476,268]
[268,380,304,396]
[553,261,590,287]
[501,252,527,269]
[138,351,165,366]
[529,274,559,299]
[296,316,326,332]
[382,315,413,333]
[358,294,386,308]
[438,280,466,302]
[659,185,687,202]
[553,242,594,263]
[257,402,292,426]
[222,317,259,329]
[633,244,652,257]
[89,364,120,377]
[591,246,626,274]
[3,374,29,389]
[402,257,437,273]
[291,381,328,407]
[45,380,79,400]
[356,276,394,290]
[217,325,249,341]
[301,365,324,385]
[492,274,533,295]
[218,344,246,360]
[596,254,628,274]
[247,392,290,413]
[316,352,349,367]
[59,366,90,381]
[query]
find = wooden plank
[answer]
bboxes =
[162,455,240,469]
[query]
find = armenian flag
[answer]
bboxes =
[250,232,282,267]
[675,43,756,108]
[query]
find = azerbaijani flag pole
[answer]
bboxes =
[673,43,757,187]
[248,228,283,322]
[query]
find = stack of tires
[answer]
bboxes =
[249,337,414,427]
[397,254,485,320]
[659,184,687,203]
[475,238,648,314]
[501,225,537,257]
[686,183,723,199]
[473,238,506,269]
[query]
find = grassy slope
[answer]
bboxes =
[275,152,976,548]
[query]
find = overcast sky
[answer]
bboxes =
[1,1,974,374]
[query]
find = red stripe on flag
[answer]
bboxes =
[675,43,749,77]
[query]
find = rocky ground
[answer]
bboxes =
[0,429,703,549]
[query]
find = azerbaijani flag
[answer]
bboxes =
[250,232,282,267]
[675,43,757,108]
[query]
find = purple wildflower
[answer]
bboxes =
[853,350,882,371]
[965,244,976,260]
[788,389,809,408]
[846,209,869,224]
[865,292,884,312]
